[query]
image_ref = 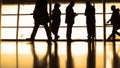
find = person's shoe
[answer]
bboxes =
[26,38,34,41]
[54,35,59,41]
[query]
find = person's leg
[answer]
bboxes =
[109,25,116,40]
[54,27,59,41]
[44,24,52,40]
[87,25,91,41]
[30,24,39,40]
[67,24,73,40]
[107,25,117,40]
[91,25,95,40]
[51,23,59,41]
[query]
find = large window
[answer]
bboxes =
[1,1,120,40]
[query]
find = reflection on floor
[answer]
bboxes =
[0,41,120,68]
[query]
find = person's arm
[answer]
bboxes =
[107,19,111,23]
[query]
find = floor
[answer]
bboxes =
[0,40,120,68]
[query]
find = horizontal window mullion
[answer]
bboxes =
[1,26,112,28]
[2,13,113,16]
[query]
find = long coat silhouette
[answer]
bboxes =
[85,1,96,41]
[33,0,50,25]
[28,0,51,41]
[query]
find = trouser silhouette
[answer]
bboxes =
[30,23,51,40]
[67,24,73,40]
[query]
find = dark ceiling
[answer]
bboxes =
[2,0,120,4]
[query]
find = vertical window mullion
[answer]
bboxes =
[103,0,106,68]
[16,0,20,68]
[16,1,20,40]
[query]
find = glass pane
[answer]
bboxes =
[96,27,103,39]
[60,15,66,26]
[95,3,103,13]
[74,15,86,26]
[20,5,35,14]
[19,15,34,26]
[74,3,86,13]
[1,28,16,39]
[96,14,103,26]
[18,28,33,39]
[72,28,87,39]
[2,5,17,14]
[2,16,17,26]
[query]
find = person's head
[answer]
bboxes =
[70,1,75,7]
[111,5,116,11]
[54,3,60,8]
[86,1,91,6]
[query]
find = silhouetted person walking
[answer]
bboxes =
[107,5,120,40]
[85,1,96,41]
[51,3,61,41]
[65,1,77,41]
[27,0,51,41]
